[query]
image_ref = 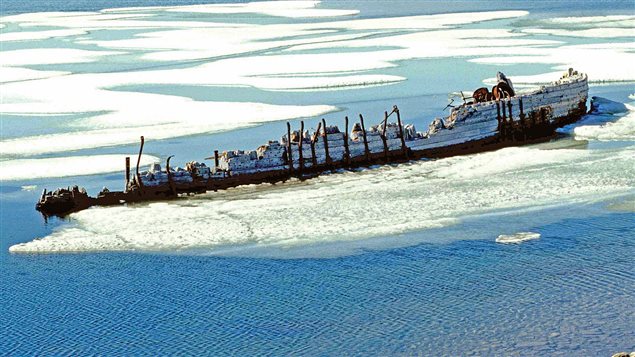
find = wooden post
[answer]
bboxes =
[214,150,219,170]
[343,116,351,166]
[125,156,130,188]
[518,98,526,139]
[359,114,370,161]
[166,155,175,196]
[395,106,408,159]
[508,101,513,123]
[381,111,389,162]
[135,136,145,191]
[135,136,144,178]
[298,121,304,175]
[510,100,515,138]
[311,121,321,167]
[540,108,546,124]
[321,118,331,166]
[496,100,502,132]
[286,122,293,175]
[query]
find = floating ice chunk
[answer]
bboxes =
[557,100,634,141]
[496,232,541,244]
[589,97,629,115]
[572,110,635,141]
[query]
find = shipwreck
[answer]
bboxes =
[37,69,589,216]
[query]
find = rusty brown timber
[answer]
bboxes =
[35,73,589,216]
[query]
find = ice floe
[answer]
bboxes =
[0,29,87,42]
[0,101,336,156]
[0,49,123,83]
[523,28,634,39]
[476,43,635,84]
[0,154,159,181]
[496,232,541,244]
[166,1,360,18]
[0,49,123,67]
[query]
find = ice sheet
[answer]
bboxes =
[10,140,635,253]
[0,154,159,181]
[0,7,538,161]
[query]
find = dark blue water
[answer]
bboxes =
[2,204,634,355]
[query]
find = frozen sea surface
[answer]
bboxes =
[1,0,634,355]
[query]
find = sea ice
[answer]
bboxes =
[10,141,635,253]
[496,232,541,244]
[0,154,159,181]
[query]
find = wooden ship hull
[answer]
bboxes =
[37,69,588,216]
